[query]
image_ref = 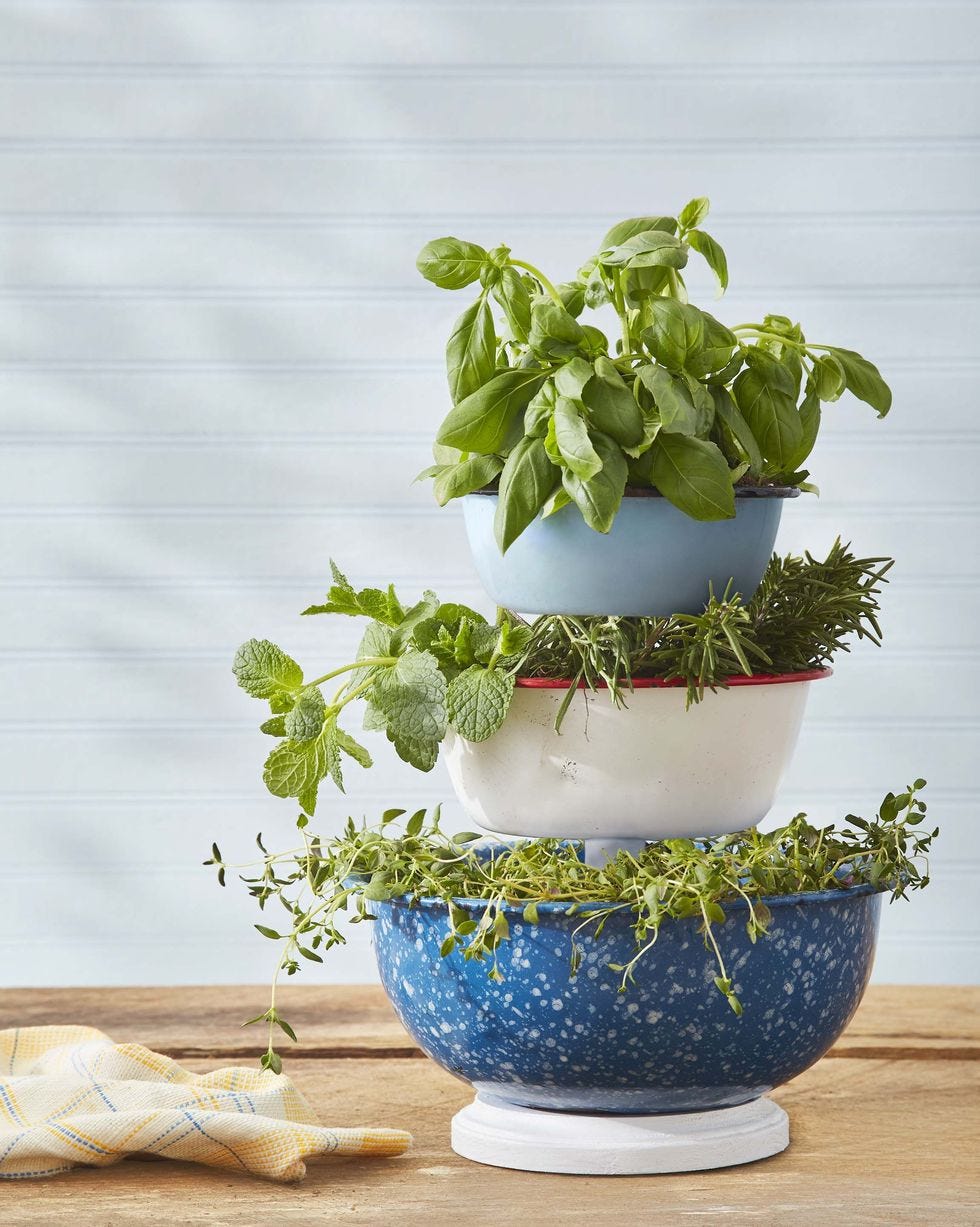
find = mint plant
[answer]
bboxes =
[234,543,890,815]
[417,198,891,550]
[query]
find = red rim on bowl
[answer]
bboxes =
[516,668,832,690]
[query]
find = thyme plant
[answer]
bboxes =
[207,784,935,1071]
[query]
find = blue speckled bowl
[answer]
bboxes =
[373,887,881,1114]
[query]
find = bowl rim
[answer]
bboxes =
[378,881,882,918]
[516,667,832,690]
[466,485,802,501]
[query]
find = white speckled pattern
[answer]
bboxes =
[374,888,882,1113]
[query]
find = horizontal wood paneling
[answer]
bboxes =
[1,75,976,141]
[1,150,976,214]
[1,0,975,988]
[2,217,978,290]
[1,3,975,67]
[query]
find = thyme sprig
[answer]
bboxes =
[207,783,934,1072]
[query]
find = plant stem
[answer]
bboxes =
[306,657,397,689]
[509,258,564,307]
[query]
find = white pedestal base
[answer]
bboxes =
[451,1093,789,1175]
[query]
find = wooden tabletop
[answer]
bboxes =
[2,985,978,1225]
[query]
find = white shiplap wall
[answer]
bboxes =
[1,1,978,987]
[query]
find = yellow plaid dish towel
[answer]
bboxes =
[0,1025,410,1182]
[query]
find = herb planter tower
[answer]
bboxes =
[412,201,893,1173]
[223,201,934,1179]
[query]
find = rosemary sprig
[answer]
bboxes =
[512,538,892,709]
[207,782,934,1071]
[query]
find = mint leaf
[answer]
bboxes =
[303,561,405,625]
[284,686,326,742]
[373,651,448,744]
[233,639,302,700]
[260,715,287,737]
[447,665,515,742]
[390,591,441,653]
[387,730,440,772]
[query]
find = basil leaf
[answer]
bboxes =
[492,266,531,342]
[582,357,644,446]
[601,230,688,271]
[416,237,488,289]
[711,386,763,473]
[553,396,603,480]
[785,388,821,471]
[685,312,738,379]
[650,434,735,521]
[446,664,515,742]
[822,346,891,417]
[639,365,713,437]
[436,368,547,453]
[432,454,503,506]
[733,352,803,466]
[562,431,628,533]
[583,263,611,309]
[554,356,594,401]
[528,298,587,358]
[494,435,559,552]
[641,298,704,371]
[686,229,729,293]
[599,216,677,249]
[446,294,496,404]
[558,281,586,318]
[524,378,557,437]
[679,197,710,230]
[812,353,846,402]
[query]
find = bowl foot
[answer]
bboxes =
[451,1093,789,1175]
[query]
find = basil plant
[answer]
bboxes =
[416,197,891,552]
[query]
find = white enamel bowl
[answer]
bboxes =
[442,670,830,841]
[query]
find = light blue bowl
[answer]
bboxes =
[462,488,798,616]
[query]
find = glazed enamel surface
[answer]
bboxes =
[462,490,793,617]
[374,888,881,1113]
[443,673,825,840]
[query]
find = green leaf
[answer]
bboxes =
[284,686,326,742]
[811,353,846,402]
[492,266,532,341]
[233,639,303,700]
[524,378,557,437]
[685,312,737,379]
[263,734,327,810]
[528,298,587,359]
[494,435,559,552]
[600,229,688,271]
[259,715,287,737]
[686,229,729,293]
[822,346,891,417]
[553,396,603,480]
[302,561,404,624]
[446,294,497,403]
[436,368,547,453]
[372,651,448,746]
[785,388,822,470]
[446,664,516,742]
[388,730,441,773]
[679,196,710,230]
[642,298,704,371]
[711,386,763,473]
[562,431,628,533]
[650,434,735,521]
[416,236,488,289]
[599,216,677,249]
[390,591,441,654]
[581,357,644,447]
[557,281,586,318]
[733,352,803,466]
[432,454,503,506]
[639,365,713,437]
[554,356,594,402]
